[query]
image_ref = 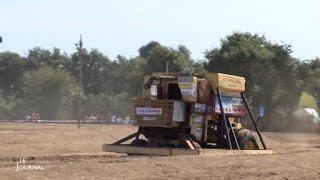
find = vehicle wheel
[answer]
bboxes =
[236,129,259,150]
[193,141,202,149]
[130,139,148,147]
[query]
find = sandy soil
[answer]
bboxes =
[0,122,319,180]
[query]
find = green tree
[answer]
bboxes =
[205,32,303,130]
[0,96,13,119]
[138,41,161,59]
[26,47,51,70]
[107,56,146,97]
[22,66,76,119]
[69,49,113,96]
[140,42,192,74]
[0,52,26,98]
[81,49,111,95]
[83,93,130,117]
[300,58,320,109]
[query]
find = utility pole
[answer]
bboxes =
[0,36,2,43]
[77,34,83,129]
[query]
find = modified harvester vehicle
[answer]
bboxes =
[103,72,269,155]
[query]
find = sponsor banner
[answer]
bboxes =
[179,83,193,89]
[178,76,197,102]
[180,88,194,94]
[151,85,157,96]
[219,74,245,92]
[136,107,163,115]
[142,117,157,121]
[215,96,244,115]
[190,114,204,125]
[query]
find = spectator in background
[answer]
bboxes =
[31,113,36,122]
[89,114,96,122]
[105,113,111,125]
[36,113,40,121]
[25,114,30,122]
[111,115,116,123]
[84,115,89,122]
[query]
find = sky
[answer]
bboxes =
[0,0,319,60]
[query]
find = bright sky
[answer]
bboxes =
[1,0,319,60]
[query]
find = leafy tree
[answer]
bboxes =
[69,49,113,96]
[140,42,192,74]
[26,47,51,70]
[204,32,303,130]
[106,56,146,97]
[0,52,26,98]
[81,49,111,95]
[138,41,161,59]
[124,57,146,96]
[22,66,76,119]
[0,96,13,119]
[192,60,207,74]
[177,45,191,60]
[300,58,320,109]
[83,93,130,117]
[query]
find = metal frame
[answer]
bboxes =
[111,127,198,149]
[103,144,273,156]
[216,88,240,150]
[241,92,267,150]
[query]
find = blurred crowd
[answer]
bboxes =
[83,113,131,124]
[25,113,41,122]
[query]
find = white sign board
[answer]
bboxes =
[151,85,157,96]
[136,107,163,115]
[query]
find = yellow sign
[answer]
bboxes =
[206,73,245,93]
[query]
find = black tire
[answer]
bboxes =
[236,129,259,150]
[193,141,202,149]
[190,135,202,149]
[130,139,148,147]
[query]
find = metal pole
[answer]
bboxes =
[78,34,83,129]
[217,88,232,149]
[241,92,267,150]
[255,116,262,124]
[226,116,240,150]
[166,61,169,76]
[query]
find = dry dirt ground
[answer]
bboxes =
[0,122,319,180]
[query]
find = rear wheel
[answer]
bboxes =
[236,129,259,150]
[193,141,202,149]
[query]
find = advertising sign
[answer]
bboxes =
[136,107,163,115]
[215,96,245,116]
[178,76,197,102]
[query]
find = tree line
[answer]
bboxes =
[0,32,319,130]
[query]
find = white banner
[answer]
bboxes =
[142,117,157,121]
[136,107,163,115]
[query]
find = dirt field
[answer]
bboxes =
[0,123,319,180]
